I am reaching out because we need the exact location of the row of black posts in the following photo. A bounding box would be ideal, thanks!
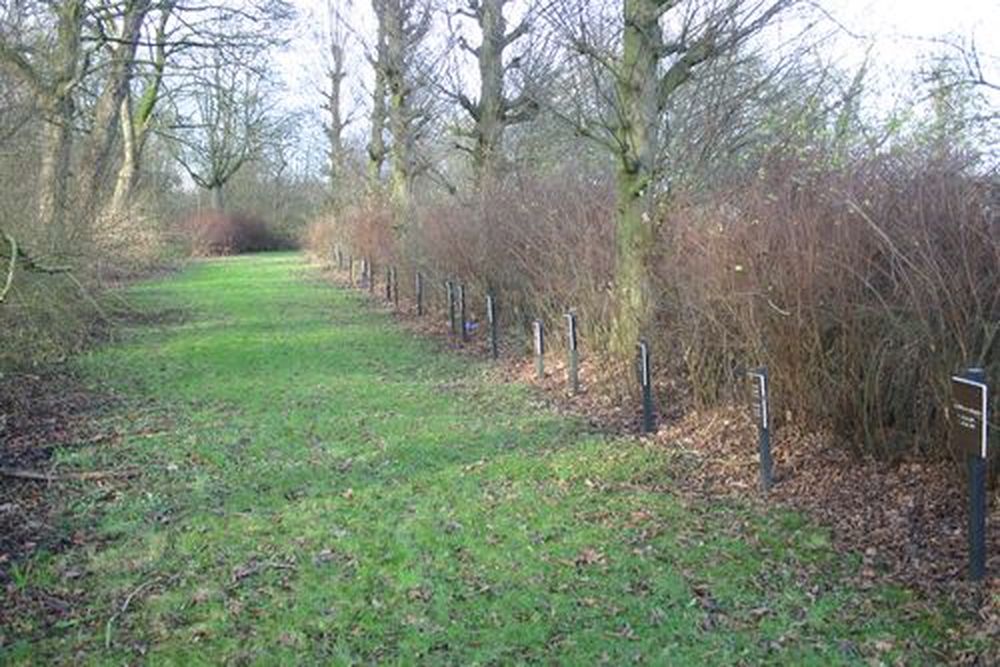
[334,249,991,583]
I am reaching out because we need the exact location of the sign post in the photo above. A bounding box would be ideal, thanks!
[415,273,424,316]
[565,312,579,395]
[952,369,990,581]
[749,367,773,491]
[638,340,655,434]
[533,320,545,380]
[446,281,456,335]
[458,285,468,342]
[486,294,498,359]
[385,267,392,302]
[391,268,399,309]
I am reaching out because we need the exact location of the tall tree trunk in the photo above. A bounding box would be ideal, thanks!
[609,0,662,357]
[473,0,506,182]
[367,69,387,188]
[326,45,345,196]
[37,96,76,253]
[77,0,151,222]
[108,6,170,219]
[211,184,225,211]
[367,18,388,189]
[382,0,411,213]
[108,97,138,218]
[325,0,348,201]
[36,0,85,255]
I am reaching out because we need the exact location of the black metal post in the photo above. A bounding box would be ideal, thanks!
[749,367,773,491]
[385,267,392,301]
[487,294,498,360]
[446,281,456,335]
[415,273,424,316]
[955,367,989,581]
[367,258,374,293]
[638,340,655,434]
[533,320,545,380]
[392,268,399,309]
[458,285,468,342]
[565,311,579,395]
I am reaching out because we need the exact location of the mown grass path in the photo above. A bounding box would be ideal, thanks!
[5,254,968,664]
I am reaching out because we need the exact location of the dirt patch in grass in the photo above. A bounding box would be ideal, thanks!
[0,304,183,642]
[0,371,116,635]
[0,371,115,552]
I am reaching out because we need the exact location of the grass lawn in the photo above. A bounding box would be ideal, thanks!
[2,253,973,664]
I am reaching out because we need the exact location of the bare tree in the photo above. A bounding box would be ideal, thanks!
[167,56,274,211]
[322,0,355,202]
[443,0,540,182]
[108,0,293,216]
[546,0,794,357]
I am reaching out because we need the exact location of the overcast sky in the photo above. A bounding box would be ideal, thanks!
[275,0,1000,168]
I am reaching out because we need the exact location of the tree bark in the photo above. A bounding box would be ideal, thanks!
[367,8,388,189]
[37,96,76,253]
[609,0,662,356]
[381,0,412,213]
[30,0,86,254]
[211,184,225,212]
[473,0,507,180]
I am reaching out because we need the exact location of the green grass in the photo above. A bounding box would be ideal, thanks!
[2,253,970,664]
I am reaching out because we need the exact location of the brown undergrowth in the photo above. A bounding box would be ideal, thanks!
[0,370,117,638]
[0,305,183,642]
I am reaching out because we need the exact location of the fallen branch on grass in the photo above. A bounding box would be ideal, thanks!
[0,467,140,482]
[0,227,73,305]
[104,574,181,650]
[228,559,298,589]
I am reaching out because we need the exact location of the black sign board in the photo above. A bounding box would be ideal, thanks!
[445,281,456,333]
[952,375,988,459]
[458,285,468,342]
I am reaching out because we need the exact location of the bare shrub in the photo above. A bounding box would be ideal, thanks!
[413,173,616,353]
[310,150,997,463]
[90,201,170,281]
[659,148,999,461]
[184,211,295,256]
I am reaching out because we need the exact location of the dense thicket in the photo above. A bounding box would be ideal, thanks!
[306,0,998,463]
